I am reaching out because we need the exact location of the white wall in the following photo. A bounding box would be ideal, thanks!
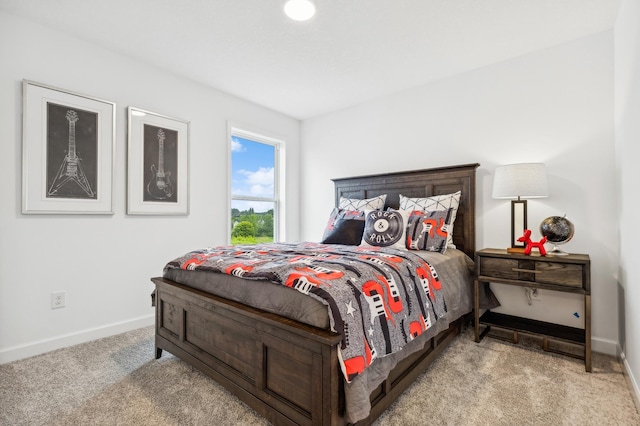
[0,6,625,368]
[0,11,300,363]
[614,0,640,405]
[301,32,618,354]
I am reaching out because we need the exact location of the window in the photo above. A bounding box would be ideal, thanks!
[229,125,284,245]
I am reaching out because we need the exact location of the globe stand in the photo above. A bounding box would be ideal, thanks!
[547,244,569,256]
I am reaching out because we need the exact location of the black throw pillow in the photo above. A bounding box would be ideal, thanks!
[321,218,366,245]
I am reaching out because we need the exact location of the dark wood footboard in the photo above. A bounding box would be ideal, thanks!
[153,276,464,425]
[153,277,342,425]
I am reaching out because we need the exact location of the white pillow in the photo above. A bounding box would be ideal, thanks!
[339,194,387,212]
[399,191,461,248]
[360,209,409,250]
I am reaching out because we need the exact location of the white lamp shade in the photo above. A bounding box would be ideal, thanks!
[492,163,549,199]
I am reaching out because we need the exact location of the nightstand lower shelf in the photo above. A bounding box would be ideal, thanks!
[478,311,588,363]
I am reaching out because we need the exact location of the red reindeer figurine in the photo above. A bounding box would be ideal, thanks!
[517,229,547,256]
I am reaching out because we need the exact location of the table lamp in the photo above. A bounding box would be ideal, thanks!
[492,163,549,252]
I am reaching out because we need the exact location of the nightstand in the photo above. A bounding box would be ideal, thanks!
[474,248,591,372]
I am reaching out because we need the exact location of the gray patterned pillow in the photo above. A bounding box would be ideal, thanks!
[339,194,386,211]
[405,210,450,253]
[399,191,461,248]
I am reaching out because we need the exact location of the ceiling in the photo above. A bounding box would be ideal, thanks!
[0,0,621,120]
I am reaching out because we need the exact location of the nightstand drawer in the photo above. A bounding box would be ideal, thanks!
[535,262,583,287]
[478,257,584,288]
[478,257,519,280]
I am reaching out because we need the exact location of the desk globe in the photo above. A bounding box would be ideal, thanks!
[539,215,574,255]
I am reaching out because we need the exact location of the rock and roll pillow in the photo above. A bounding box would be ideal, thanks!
[339,194,387,212]
[405,210,450,253]
[360,209,409,250]
[321,208,366,245]
[399,191,461,248]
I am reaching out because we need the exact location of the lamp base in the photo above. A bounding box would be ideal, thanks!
[507,247,526,254]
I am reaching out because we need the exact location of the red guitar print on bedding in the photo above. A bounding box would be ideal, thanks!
[165,242,448,383]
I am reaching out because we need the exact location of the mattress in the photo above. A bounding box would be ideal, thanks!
[163,247,475,331]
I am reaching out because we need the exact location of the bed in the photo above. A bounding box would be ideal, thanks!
[152,163,479,425]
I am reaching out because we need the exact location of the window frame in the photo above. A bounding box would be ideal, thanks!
[227,123,285,245]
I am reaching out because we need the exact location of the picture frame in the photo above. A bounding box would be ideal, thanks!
[127,107,189,215]
[22,80,115,214]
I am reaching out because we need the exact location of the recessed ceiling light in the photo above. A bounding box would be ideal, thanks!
[284,0,316,21]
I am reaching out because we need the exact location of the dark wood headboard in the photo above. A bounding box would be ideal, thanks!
[332,163,479,259]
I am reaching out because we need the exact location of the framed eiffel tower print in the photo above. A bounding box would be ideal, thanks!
[22,80,115,214]
[127,107,189,215]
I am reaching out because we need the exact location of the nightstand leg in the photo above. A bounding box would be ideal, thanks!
[474,279,480,342]
[585,294,592,372]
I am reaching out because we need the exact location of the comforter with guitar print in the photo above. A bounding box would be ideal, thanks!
[163,242,448,382]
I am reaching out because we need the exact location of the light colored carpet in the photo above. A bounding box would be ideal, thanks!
[1,325,638,425]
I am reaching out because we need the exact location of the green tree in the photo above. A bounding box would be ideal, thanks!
[257,212,274,237]
[232,221,256,238]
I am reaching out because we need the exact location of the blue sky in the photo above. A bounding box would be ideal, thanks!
[231,136,275,212]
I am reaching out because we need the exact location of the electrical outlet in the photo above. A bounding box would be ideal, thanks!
[530,288,542,301]
[51,292,65,309]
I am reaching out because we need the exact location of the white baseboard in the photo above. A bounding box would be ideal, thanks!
[621,350,640,414]
[592,336,620,357]
[0,314,155,364]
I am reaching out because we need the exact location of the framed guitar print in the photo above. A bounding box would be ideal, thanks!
[127,107,189,215]
[22,80,115,214]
